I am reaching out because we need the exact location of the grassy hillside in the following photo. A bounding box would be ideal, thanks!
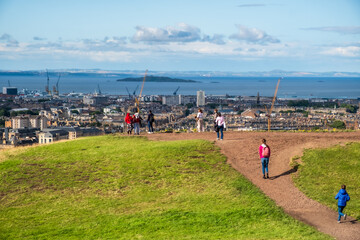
[293,142,360,220]
[0,136,330,239]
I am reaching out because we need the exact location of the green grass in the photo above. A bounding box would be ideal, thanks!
[293,142,360,220]
[0,135,330,239]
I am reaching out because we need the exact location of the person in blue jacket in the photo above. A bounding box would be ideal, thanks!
[335,185,350,223]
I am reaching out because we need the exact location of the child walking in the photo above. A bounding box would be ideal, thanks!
[335,185,350,223]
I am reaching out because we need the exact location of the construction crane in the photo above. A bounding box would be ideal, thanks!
[134,70,148,113]
[45,69,51,95]
[132,85,139,96]
[8,80,11,87]
[97,84,102,95]
[56,74,60,95]
[173,86,180,95]
[265,78,281,132]
[125,87,131,98]
[53,73,61,95]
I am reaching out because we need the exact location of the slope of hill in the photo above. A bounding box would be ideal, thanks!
[293,142,360,220]
[147,131,360,240]
[0,136,330,239]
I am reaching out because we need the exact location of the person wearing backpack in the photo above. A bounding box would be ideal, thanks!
[215,112,225,140]
[132,112,142,135]
[147,110,155,134]
[335,184,350,223]
[259,139,271,179]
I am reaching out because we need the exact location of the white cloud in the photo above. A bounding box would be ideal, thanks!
[25,36,129,52]
[321,46,360,57]
[302,26,360,35]
[0,33,19,47]
[33,36,46,41]
[132,23,224,44]
[230,25,280,44]
[1,30,357,69]
[81,36,128,51]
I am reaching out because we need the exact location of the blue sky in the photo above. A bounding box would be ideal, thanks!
[0,0,359,72]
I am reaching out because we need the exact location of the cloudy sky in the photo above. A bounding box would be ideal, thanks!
[0,0,359,72]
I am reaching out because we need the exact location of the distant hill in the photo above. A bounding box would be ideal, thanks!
[1,70,360,78]
[117,75,199,83]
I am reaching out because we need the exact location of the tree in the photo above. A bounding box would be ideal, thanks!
[206,103,219,109]
[340,104,358,113]
[0,107,10,117]
[90,110,102,115]
[0,119,5,127]
[186,103,194,109]
[330,120,346,129]
[288,100,309,107]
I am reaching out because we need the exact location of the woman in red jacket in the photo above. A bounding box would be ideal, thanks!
[124,113,133,135]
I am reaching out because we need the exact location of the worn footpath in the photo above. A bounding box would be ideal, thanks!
[148,131,360,240]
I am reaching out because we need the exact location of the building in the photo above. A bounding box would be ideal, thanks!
[38,129,69,144]
[2,128,39,145]
[241,109,259,119]
[3,87,18,95]
[181,95,196,105]
[162,95,181,106]
[29,116,48,130]
[197,90,205,107]
[11,115,48,129]
[83,95,108,105]
[38,127,103,144]
[12,116,30,129]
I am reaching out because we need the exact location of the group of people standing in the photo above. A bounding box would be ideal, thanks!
[196,108,226,140]
[124,110,155,135]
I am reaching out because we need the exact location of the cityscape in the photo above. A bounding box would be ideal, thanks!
[1,81,359,147]
[1,1,360,239]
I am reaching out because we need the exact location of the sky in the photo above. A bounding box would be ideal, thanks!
[0,0,359,72]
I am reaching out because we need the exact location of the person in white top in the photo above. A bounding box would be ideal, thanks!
[196,108,204,132]
[215,112,225,140]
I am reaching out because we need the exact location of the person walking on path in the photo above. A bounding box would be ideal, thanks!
[132,112,142,135]
[259,139,271,179]
[124,113,133,135]
[147,110,155,134]
[196,108,204,132]
[215,112,225,140]
[335,185,350,223]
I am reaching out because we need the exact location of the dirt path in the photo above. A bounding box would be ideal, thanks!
[148,131,360,240]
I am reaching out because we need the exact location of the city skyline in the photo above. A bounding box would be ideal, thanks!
[0,0,359,72]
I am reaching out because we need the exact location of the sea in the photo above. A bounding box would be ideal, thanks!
[1,75,359,99]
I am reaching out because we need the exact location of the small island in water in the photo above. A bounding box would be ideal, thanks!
[117,75,199,83]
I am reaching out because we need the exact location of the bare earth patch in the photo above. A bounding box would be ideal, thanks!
[147,131,360,240]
